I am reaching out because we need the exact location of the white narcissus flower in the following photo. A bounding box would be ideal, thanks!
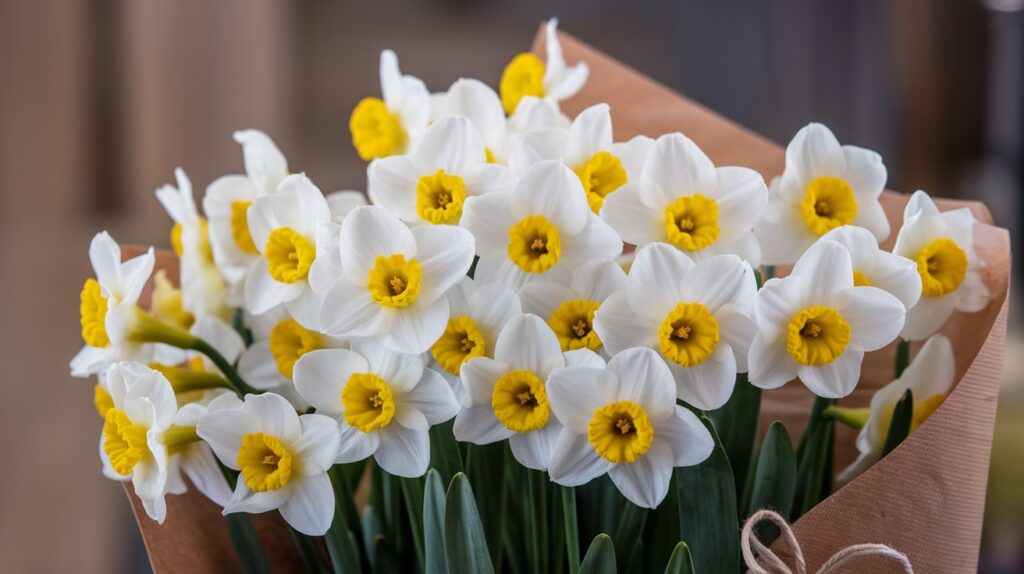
[368,116,515,226]
[197,393,341,536]
[520,259,626,355]
[755,123,890,265]
[98,362,176,522]
[319,206,476,354]
[429,278,522,382]
[750,241,906,398]
[602,132,767,267]
[499,18,588,115]
[838,335,954,482]
[593,243,758,410]
[71,232,157,377]
[293,340,459,477]
[204,130,289,306]
[454,314,569,470]
[813,226,921,311]
[893,191,990,341]
[156,168,231,321]
[461,160,622,289]
[547,347,714,508]
[510,103,653,213]
[164,391,239,508]
[349,49,431,161]
[245,174,332,330]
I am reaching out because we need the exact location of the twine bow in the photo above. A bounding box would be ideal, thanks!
[741,509,914,574]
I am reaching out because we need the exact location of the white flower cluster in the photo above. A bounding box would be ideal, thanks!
[73,19,990,535]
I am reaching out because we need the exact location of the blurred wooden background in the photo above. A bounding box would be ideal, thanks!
[0,1,1020,572]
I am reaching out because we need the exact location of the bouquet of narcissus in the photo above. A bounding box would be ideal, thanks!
[74,19,995,574]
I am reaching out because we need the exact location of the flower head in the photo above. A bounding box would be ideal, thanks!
[293,340,459,477]
[368,116,514,225]
[838,335,954,481]
[593,243,758,410]
[430,278,522,381]
[750,240,906,398]
[893,191,990,340]
[197,393,341,535]
[547,347,714,508]
[349,50,431,160]
[461,160,622,289]
[602,132,767,266]
[755,123,890,265]
[813,225,921,310]
[499,19,588,115]
[318,205,475,353]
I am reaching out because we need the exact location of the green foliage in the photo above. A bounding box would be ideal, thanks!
[444,473,494,574]
[662,542,695,574]
[882,390,914,456]
[579,534,617,574]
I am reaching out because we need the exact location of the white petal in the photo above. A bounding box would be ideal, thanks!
[414,116,486,174]
[903,335,956,397]
[626,243,693,319]
[494,314,565,376]
[716,305,757,372]
[399,369,459,425]
[608,440,674,509]
[379,49,403,106]
[791,240,854,302]
[192,317,246,364]
[285,287,321,331]
[119,249,156,304]
[381,296,450,355]
[572,259,628,302]
[374,425,430,477]
[319,279,392,339]
[798,349,864,398]
[443,78,505,146]
[713,166,767,231]
[678,255,756,314]
[854,198,891,242]
[197,409,260,469]
[565,104,612,168]
[600,182,665,246]
[511,161,589,235]
[657,406,714,467]
[561,216,623,263]
[956,270,991,313]
[509,421,561,471]
[224,482,288,514]
[861,251,922,310]
[520,281,575,320]
[460,356,510,405]
[755,206,816,266]
[412,225,476,301]
[549,431,612,486]
[366,156,422,221]
[785,123,846,183]
[453,400,515,444]
[901,294,957,341]
[89,231,123,292]
[592,291,658,355]
[669,344,737,411]
[509,128,568,174]
[293,349,366,415]
[754,277,804,344]
[294,414,342,474]
[336,420,382,463]
[606,348,676,420]
[243,393,302,444]
[182,444,234,507]
[460,192,516,259]
[547,366,619,432]
[842,146,886,198]
[339,206,417,284]
[748,335,799,390]
[836,286,905,352]
[237,343,288,390]
[639,133,717,208]
[326,191,368,223]
[234,129,288,191]
[352,339,425,392]
[279,473,335,536]
[245,262,304,315]
[468,283,522,348]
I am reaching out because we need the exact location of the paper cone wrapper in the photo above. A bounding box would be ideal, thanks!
[120,26,1010,574]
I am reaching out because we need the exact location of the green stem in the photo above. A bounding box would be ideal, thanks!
[895,339,911,378]
[191,338,260,396]
[288,525,327,574]
[561,487,580,574]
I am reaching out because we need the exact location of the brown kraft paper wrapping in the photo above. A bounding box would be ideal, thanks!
[118,24,1010,574]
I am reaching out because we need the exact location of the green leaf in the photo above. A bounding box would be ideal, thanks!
[744,421,797,519]
[579,534,616,574]
[465,442,508,570]
[792,396,836,519]
[561,487,581,574]
[445,473,495,574]
[325,465,366,573]
[895,339,911,378]
[662,542,695,574]
[423,470,448,574]
[288,526,326,574]
[429,419,464,484]
[882,390,914,456]
[400,477,426,570]
[709,373,762,496]
[643,476,681,571]
[676,415,739,574]
[612,502,647,574]
[361,507,381,571]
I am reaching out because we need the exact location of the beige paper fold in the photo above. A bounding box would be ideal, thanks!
[535,28,1010,573]
[119,25,1009,574]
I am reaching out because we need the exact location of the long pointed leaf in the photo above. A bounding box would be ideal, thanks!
[882,390,914,456]
[562,487,581,574]
[676,415,739,573]
[445,473,495,574]
[612,502,646,574]
[744,421,797,518]
[579,534,616,574]
[792,396,835,518]
[465,442,508,570]
[709,373,761,493]
[400,477,426,570]
[662,542,695,574]
[430,419,464,484]
[423,470,448,574]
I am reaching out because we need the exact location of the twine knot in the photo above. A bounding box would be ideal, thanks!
[741,509,913,574]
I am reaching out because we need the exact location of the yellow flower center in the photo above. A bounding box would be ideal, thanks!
[150,270,195,331]
[94,384,114,418]
[416,169,467,225]
[80,278,110,348]
[853,270,872,287]
[367,254,423,308]
[230,200,260,255]
[664,194,720,252]
[349,97,407,161]
[342,373,396,433]
[430,315,486,376]
[508,215,562,274]
[914,237,968,298]
[171,218,214,264]
[237,432,293,492]
[786,306,851,366]
[492,370,549,433]
[102,408,150,476]
[574,151,628,213]
[587,400,654,464]
[499,53,545,115]
[269,319,326,379]
[658,302,720,367]
[265,227,316,284]
[875,393,947,449]
[799,176,857,236]
[549,299,603,352]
